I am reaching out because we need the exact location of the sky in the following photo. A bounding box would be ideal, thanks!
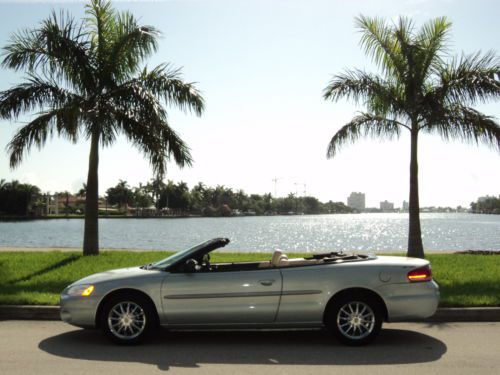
[0,0,499,208]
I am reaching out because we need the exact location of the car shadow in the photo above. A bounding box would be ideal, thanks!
[38,327,447,371]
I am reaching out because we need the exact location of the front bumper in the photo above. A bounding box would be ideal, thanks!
[60,293,100,328]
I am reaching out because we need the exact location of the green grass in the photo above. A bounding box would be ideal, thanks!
[0,251,498,307]
[426,254,500,307]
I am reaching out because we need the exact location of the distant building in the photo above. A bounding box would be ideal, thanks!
[402,200,409,211]
[45,194,59,215]
[347,192,365,211]
[380,200,394,212]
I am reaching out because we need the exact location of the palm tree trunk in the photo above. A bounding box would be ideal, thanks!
[407,128,424,258]
[83,130,99,256]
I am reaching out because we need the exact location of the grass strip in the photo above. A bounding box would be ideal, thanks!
[0,251,498,306]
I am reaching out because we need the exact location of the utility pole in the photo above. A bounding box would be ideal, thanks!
[272,177,283,198]
[294,182,307,197]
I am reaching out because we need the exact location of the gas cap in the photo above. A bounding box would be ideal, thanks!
[379,272,391,282]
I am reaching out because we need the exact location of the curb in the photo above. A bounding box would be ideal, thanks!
[1,305,500,322]
[420,307,500,322]
[0,305,60,320]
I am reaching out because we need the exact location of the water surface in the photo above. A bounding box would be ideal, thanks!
[1,213,498,252]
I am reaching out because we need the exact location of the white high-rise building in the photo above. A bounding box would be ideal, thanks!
[347,192,365,211]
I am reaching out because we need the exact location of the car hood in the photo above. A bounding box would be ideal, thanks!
[70,266,158,286]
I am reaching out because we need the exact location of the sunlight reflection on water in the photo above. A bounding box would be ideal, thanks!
[0,213,498,252]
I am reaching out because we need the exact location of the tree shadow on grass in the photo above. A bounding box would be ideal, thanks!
[0,280,71,306]
[39,327,447,371]
[2,280,71,294]
[8,255,81,284]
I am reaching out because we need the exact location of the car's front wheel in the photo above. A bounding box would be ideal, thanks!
[326,295,383,346]
[100,294,155,345]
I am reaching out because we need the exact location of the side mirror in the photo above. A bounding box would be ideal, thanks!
[184,258,200,273]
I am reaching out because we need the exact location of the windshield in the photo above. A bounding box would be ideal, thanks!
[149,239,214,269]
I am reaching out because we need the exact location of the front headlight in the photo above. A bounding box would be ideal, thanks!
[66,284,95,297]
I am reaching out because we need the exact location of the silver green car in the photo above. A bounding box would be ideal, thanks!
[60,238,439,345]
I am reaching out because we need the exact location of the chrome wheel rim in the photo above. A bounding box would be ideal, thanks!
[107,301,146,340]
[336,301,375,340]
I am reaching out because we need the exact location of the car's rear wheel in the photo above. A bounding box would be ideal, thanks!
[100,294,155,345]
[326,295,383,346]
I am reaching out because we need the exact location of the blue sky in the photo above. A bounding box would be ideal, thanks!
[0,0,499,208]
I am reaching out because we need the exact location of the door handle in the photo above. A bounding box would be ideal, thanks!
[259,279,275,286]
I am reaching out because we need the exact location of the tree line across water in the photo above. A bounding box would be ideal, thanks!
[470,196,500,215]
[2,178,498,217]
[0,178,354,217]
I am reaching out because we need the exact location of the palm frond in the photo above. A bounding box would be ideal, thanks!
[1,11,95,93]
[85,0,116,61]
[96,77,163,148]
[327,113,403,158]
[7,106,81,167]
[104,73,167,121]
[110,107,192,177]
[0,74,81,119]
[394,16,416,48]
[393,17,426,101]
[423,105,500,150]
[158,123,193,169]
[437,51,500,105]
[416,16,451,80]
[323,69,404,116]
[92,116,118,147]
[138,65,204,115]
[355,15,406,79]
[102,77,194,165]
[108,11,159,80]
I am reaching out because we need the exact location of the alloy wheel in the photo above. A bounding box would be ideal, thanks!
[336,301,375,340]
[107,301,147,340]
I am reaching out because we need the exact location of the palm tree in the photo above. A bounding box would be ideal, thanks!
[77,183,87,198]
[0,180,40,216]
[190,182,206,213]
[133,182,152,213]
[0,0,204,255]
[146,177,166,211]
[106,179,133,212]
[323,16,500,258]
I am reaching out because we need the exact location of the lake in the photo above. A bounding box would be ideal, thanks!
[0,213,499,253]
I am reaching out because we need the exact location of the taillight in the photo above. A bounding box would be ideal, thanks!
[407,265,432,282]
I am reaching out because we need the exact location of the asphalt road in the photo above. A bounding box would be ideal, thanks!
[0,321,499,374]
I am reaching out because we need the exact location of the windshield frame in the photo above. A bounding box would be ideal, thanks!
[149,238,230,270]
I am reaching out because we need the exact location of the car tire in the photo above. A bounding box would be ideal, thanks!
[326,294,383,346]
[100,293,156,345]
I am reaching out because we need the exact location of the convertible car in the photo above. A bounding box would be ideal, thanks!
[60,238,439,345]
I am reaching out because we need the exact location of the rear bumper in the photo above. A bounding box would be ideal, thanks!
[380,281,440,321]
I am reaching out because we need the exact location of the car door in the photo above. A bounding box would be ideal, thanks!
[275,266,326,324]
[161,269,282,325]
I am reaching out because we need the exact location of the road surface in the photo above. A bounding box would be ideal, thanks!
[0,321,499,374]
